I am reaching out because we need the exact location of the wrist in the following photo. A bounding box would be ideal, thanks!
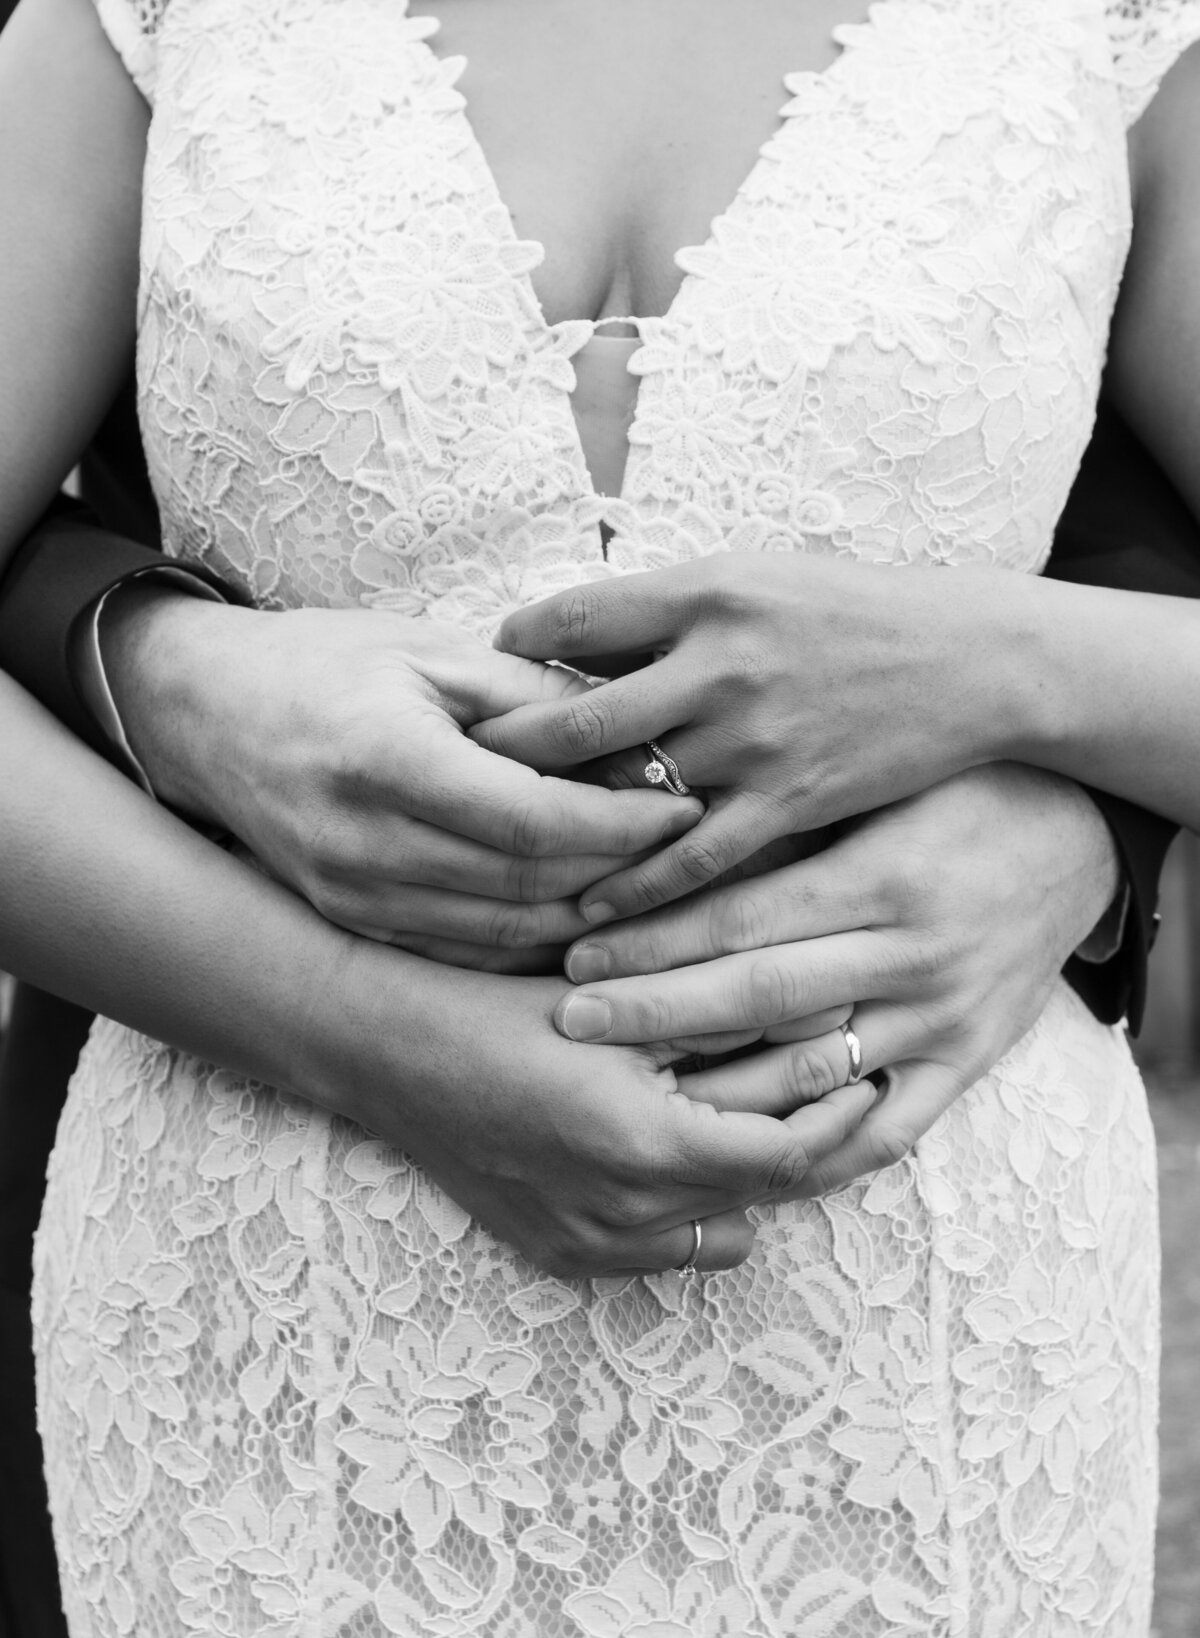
[101,587,259,823]
[292,930,457,1123]
[951,569,1057,767]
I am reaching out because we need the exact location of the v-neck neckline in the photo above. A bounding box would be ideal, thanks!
[405,1,900,518]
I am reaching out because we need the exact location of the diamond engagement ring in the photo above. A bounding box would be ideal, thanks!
[644,740,692,797]
[676,1219,703,1279]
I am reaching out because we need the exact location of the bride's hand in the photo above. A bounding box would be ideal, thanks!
[545,764,1120,1193]
[100,590,700,969]
[307,956,876,1279]
[478,554,1041,918]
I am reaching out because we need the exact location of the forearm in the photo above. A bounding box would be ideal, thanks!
[994,573,1200,832]
[0,667,385,1110]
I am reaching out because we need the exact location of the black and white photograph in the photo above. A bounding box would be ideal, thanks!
[0,1,1198,1633]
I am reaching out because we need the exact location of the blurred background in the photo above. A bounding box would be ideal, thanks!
[1,839,1197,1633]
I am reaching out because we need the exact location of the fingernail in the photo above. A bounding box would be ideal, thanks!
[581,901,616,926]
[560,995,613,1041]
[566,944,612,983]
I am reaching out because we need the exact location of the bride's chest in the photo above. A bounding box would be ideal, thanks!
[408,0,862,326]
[139,0,1138,596]
[146,0,1131,345]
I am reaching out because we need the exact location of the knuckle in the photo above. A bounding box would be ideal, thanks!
[890,930,948,990]
[500,794,559,858]
[301,807,359,879]
[760,1136,812,1198]
[721,637,773,696]
[548,694,614,763]
[480,900,542,949]
[327,716,390,801]
[553,590,600,652]
[742,955,804,1025]
[607,923,668,977]
[499,853,543,900]
[669,831,729,894]
[618,871,674,918]
[708,888,772,954]
[780,1045,838,1104]
[597,1187,656,1232]
[879,851,940,919]
[626,991,678,1044]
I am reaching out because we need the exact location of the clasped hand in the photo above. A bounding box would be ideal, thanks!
[103,586,1118,1272]
[477,553,1034,919]
[103,597,701,971]
[546,763,1119,1196]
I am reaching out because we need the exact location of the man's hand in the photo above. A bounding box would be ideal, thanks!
[478,554,1041,920]
[311,954,877,1279]
[101,593,701,969]
[545,764,1121,1193]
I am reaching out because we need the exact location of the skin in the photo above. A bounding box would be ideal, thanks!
[0,0,876,1276]
[0,0,1195,1271]
[102,590,703,975]
[3,668,883,1277]
[551,765,1122,1192]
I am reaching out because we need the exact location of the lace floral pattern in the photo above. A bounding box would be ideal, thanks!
[34,0,1200,1633]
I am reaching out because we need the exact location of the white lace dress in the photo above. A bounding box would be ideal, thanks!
[33,2,1200,1633]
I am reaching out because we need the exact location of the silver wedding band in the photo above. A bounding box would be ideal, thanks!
[644,740,692,797]
[676,1219,703,1278]
[841,1020,865,1085]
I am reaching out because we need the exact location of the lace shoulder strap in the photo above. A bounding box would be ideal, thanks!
[93,0,169,101]
[1106,0,1200,123]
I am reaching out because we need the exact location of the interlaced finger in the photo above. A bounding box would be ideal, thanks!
[401,720,703,859]
[555,930,893,1044]
[347,881,592,948]
[494,570,685,667]
[350,812,660,903]
[472,653,699,772]
[682,1031,855,1116]
[745,999,982,1197]
[662,1077,880,1203]
[646,1090,879,1204]
[641,1007,852,1068]
[795,1058,966,1199]
[566,844,883,980]
[577,795,786,922]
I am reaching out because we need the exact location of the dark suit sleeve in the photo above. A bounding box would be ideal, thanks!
[0,496,164,761]
[1046,403,1200,1032]
[0,367,170,759]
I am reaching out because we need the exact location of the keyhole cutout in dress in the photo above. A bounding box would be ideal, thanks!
[410,0,881,520]
[569,330,640,501]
